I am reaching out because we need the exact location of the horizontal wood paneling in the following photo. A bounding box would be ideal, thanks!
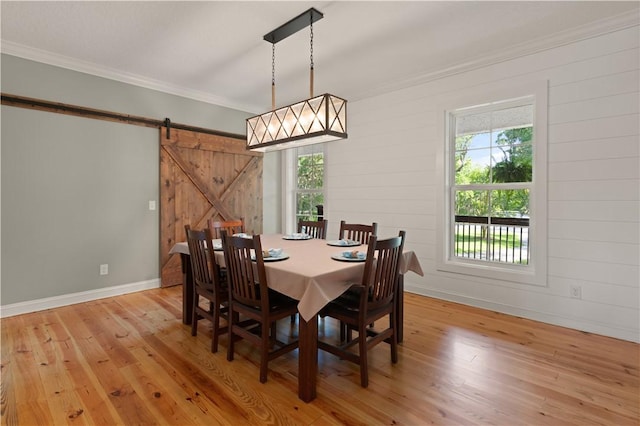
[549,92,639,124]
[549,179,639,201]
[549,135,638,162]
[549,158,639,181]
[548,238,639,265]
[548,257,638,287]
[548,200,639,222]
[549,219,639,244]
[327,22,639,341]
[549,69,640,104]
[549,114,638,143]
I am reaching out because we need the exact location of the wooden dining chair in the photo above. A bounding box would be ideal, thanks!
[184,225,229,353]
[338,221,378,244]
[298,219,328,239]
[221,231,299,383]
[208,218,245,239]
[318,231,406,388]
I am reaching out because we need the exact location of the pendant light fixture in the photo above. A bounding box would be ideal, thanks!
[246,8,348,152]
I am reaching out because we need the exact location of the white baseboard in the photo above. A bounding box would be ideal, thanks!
[404,283,640,344]
[0,279,161,318]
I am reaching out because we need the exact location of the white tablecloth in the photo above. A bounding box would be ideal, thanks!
[170,234,423,321]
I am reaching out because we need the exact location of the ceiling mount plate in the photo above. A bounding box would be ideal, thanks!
[263,8,324,44]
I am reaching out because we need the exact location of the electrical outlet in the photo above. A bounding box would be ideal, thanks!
[149,200,156,211]
[100,264,109,275]
[569,284,582,299]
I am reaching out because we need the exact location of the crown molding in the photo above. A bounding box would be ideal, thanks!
[351,9,640,102]
[0,40,260,113]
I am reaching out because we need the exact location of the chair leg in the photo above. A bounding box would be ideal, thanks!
[390,312,398,363]
[211,302,220,353]
[270,321,277,347]
[260,320,270,383]
[191,296,198,337]
[227,305,235,362]
[290,314,296,324]
[359,323,369,388]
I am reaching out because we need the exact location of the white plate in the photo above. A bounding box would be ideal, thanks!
[331,253,367,262]
[233,233,252,239]
[210,239,223,251]
[282,233,312,240]
[326,239,361,247]
[251,253,290,262]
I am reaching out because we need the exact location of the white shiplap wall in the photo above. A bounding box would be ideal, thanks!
[326,24,640,342]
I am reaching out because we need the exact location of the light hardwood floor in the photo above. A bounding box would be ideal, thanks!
[2,286,638,425]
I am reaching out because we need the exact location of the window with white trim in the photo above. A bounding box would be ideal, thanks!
[283,144,326,233]
[437,83,547,286]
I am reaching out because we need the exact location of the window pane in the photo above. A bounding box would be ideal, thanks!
[297,193,312,218]
[455,133,492,185]
[296,192,324,221]
[456,111,492,136]
[491,128,532,183]
[297,152,324,190]
[490,189,530,218]
[492,104,532,130]
[455,190,489,217]
[456,148,491,185]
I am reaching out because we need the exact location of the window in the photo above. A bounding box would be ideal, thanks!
[295,144,325,222]
[283,144,326,232]
[453,100,532,264]
[437,82,547,286]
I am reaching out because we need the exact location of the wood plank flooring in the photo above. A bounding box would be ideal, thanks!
[2,286,638,425]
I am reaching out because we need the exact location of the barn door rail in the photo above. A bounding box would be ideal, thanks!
[1,93,245,140]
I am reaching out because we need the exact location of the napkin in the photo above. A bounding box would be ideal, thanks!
[342,250,366,260]
[263,248,283,258]
[337,239,356,246]
[233,233,251,239]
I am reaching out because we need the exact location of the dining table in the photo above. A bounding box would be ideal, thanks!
[169,233,423,402]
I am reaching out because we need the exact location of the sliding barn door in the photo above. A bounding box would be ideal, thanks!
[160,127,263,287]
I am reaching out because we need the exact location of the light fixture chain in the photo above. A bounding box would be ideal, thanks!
[272,43,276,110]
[310,17,314,70]
[309,15,314,98]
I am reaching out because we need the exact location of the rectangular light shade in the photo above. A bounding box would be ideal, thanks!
[246,93,347,152]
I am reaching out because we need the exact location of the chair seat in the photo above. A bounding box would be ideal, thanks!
[324,294,392,324]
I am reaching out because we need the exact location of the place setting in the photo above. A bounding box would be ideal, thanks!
[326,239,361,247]
[251,247,289,262]
[331,249,367,262]
[282,233,312,240]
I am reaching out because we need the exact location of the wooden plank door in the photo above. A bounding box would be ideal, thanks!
[160,127,263,287]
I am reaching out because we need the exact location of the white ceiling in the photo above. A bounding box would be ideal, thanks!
[2,1,639,114]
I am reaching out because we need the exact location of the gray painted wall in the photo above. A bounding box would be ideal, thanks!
[1,54,270,305]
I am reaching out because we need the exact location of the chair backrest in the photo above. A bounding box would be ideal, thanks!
[220,231,269,311]
[297,219,328,239]
[184,225,224,292]
[339,221,378,244]
[208,218,245,239]
[361,230,406,312]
